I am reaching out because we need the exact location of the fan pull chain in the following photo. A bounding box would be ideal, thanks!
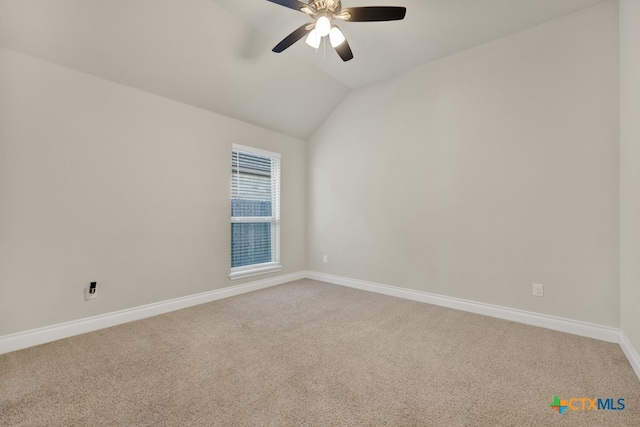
[323,35,326,60]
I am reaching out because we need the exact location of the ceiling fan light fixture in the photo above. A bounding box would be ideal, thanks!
[329,26,345,47]
[315,15,332,37]
[305,29,321,49]
[268,0,407,62]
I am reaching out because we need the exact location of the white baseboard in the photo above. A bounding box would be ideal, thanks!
[0,270,628,363]
[0,271,305,355]
[307,272,620,344]
[620,332,640,381]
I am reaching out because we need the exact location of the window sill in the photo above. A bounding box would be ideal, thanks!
[229,264,282,280]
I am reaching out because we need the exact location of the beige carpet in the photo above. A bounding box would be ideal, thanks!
[1,279,639,426]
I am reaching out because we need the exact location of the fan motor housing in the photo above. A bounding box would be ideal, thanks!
[310,0,342,15]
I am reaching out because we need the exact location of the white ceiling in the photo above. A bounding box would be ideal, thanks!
[0,0,607,139]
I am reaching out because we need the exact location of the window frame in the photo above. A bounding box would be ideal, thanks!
[229,144,282,280]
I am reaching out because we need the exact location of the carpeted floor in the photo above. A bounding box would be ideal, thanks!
[1,279,639,426]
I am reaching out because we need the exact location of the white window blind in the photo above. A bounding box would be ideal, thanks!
[230,144,281,279]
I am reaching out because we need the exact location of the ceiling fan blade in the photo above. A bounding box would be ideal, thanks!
[341,6,407,22]
[334,37,354,62]
[265,0,309,13]
[272,24,313,53]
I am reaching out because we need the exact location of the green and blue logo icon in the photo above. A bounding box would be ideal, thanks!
[549,396,569,414]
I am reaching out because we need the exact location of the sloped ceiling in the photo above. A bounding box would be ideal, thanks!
[0,0,607,140]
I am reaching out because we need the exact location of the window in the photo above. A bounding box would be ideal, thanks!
[230,144,281,279]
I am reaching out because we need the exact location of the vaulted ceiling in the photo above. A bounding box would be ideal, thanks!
[0,0,607,139]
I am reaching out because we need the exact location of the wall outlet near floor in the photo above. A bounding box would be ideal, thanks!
[532,283,544,297]
[322,254,328,264]
[85,282,98,301]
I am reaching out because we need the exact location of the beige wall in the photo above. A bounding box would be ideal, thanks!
[0,1,629,344]
[0,47,306,336]
[308,1,619,326]
[620,0,640,361]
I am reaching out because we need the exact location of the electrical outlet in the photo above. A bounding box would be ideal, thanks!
[322,254,328,264]
[85,282,98,301]
[532,283,544,297]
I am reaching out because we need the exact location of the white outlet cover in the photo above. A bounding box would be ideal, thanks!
[85,286,98,301]
[533,283,544,297]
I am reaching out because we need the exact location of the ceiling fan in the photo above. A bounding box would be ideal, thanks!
[267,0,406,62]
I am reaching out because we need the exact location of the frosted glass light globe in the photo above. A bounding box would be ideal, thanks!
[305,29,321,49]
[329,27,345,47]
[316,16,331,37]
